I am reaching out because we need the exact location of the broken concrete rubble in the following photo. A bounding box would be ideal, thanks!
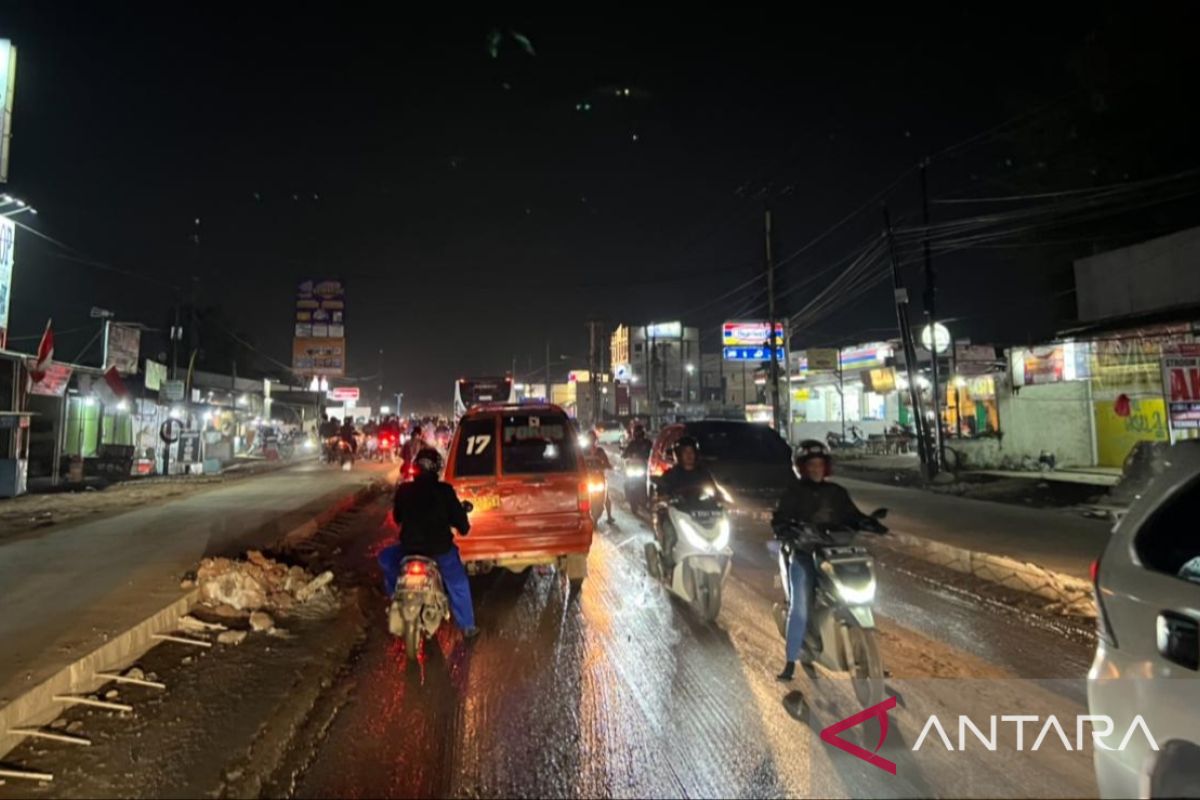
[194,550,338,614]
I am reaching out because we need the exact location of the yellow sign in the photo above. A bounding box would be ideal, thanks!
[807,348,840,371]
[1093,397,1169,467]
[863,367,896,394]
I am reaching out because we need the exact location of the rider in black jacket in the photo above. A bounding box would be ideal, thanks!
[772,440,884,681]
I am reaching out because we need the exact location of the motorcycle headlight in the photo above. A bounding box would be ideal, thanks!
[837,579,876,605]
[588,480,606,494]
[625,465,646,478]
[711,517,731,551]
[676,516,710,551]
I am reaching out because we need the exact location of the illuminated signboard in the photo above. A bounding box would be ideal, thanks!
[723,321,785,348]
[724,346,785,362]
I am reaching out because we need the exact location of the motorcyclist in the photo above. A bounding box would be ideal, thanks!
[583,430,615,524]
[378,448,478,638]
[621,424,652,462]
[655,435,717,570]
[402,425,426,463]
[338,417,358,455]
[771,439,886,682]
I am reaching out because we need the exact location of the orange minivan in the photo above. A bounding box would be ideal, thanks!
[444,403,593,587]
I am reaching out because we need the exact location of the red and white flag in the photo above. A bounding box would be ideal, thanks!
[95,365,131,406]
[29,319,54,384]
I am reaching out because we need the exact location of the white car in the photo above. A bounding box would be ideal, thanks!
[1088,441,1200,798]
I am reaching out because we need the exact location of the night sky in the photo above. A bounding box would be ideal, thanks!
[2,4,1197,408]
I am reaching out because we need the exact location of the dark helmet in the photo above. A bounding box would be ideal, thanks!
[632,424,646,438]
[794,439,832,473]
[414,447,442,475]
[411,425,423,437]
[673,435,700,461]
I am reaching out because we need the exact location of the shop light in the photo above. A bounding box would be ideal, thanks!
[169,406,185,420]
[202,411,213,423]
[380,405,392,414]
[116,399,130,412]
[83,395,97,406]
[237,394,250,407]
[630,375,639,384]
[954,376,968,389]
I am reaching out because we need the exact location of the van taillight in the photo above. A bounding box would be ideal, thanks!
[1091,557,1118,648]
[578,481,591,513]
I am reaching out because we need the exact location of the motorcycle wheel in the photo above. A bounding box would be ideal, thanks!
[845,626,885,707]
[404,625,421,663]
[694,572,722,623]
[643,542,661,580]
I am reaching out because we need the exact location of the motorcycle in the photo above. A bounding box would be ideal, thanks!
[333,438,355,470]
[388,502,474,661]
[826,426,866,450]
[586,468,608,524]
[623,460,649,515]
[377,432,398,463]
[774,510,889,706]
[645,486,733,623]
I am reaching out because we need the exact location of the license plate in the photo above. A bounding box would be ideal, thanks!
[473,494,501,511]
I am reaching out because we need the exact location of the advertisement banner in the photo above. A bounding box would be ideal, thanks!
[103,323,141,375]
[0,215,13,346]
[0,39,15,183]
[293,337,346,377]
[1162,344,1200,431]
[177,431,202,464]
[723,346,784,362]
[723,321,784,348]
[144,359,167,391]
[29,362,71,397]
[863,367,897,394]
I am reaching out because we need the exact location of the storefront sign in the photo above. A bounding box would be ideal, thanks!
[0,216,13,347]
[103,323,141,375]
[920,323,951,354]
[295,279,346,337]
[327,386,360,402]
[163,379,185,402]
[724,346,784,362]
[612,363,631,381]
[0,39,15,183]
[807,348,840,371]
[723,321,785,348]
[29,362,71,397]
[567,370,590,383]
[840,343,892,371]
[292,337,346,377]
[863,367,897,394]
[1162,344,1200,430]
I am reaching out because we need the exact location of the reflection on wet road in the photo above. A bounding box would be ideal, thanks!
[290,492,1096,799]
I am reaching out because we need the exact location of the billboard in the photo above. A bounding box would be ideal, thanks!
[103,323,141,375]
[723,321,784,348]
[1162,344,1200,431]
[29,362,71,397]
[295,279,345,338]
[723,346,785,362]
[327,386,360,402]
[0,215,13,346]
[293,337,346,377]
[293,279,346,377]
[0,40,15,183]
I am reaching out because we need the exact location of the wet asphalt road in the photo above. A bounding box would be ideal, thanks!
[285,485,1098,799]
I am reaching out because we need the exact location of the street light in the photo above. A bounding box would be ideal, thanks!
[685,363,696,374]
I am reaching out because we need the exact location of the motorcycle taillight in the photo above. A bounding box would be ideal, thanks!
[406,561,427,577]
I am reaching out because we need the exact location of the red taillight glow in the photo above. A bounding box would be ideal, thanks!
[406,561,427,577]
[578,481,591,513]
[1089,558,1100,584]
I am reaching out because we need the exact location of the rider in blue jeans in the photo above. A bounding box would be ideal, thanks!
[771,440,883,681]
[378,447,479,638]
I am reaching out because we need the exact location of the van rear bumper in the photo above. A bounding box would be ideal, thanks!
[457,524,593,572]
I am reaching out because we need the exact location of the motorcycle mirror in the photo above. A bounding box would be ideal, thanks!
[462,501,475,513]
[870,508,888,519]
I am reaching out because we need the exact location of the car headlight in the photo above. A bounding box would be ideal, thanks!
[625,465,646,478]
[578,435,590,448]
[588,480,606,493]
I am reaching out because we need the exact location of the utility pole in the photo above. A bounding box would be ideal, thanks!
[765,208,783,435]
[545,340,551,404]
[883,207,931,475]
[586,318,603,428]
[920,160,945,472]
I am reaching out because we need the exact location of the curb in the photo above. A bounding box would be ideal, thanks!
[880,531,1097,617]
[0,471,395,764]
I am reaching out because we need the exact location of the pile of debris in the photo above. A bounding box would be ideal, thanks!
[191,550,337,614]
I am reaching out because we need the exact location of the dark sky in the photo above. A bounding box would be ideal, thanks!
[2,4,1197,408]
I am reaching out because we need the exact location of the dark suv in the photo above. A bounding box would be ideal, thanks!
[649,420,793,521]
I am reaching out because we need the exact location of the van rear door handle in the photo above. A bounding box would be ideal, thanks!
[1156,611,1199,671]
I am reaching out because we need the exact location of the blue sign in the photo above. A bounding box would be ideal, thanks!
[724,346,785,362]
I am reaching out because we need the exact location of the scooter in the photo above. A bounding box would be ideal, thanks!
[774,510,889,706]
[587,468,608,524]
[623,460,649,515]
[388,501,475,662]
[645,487,733,623]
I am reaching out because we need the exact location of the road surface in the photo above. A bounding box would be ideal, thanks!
[0,460,392,710]
[284,488,1098,799]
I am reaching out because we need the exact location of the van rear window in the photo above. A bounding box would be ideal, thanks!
[453,417,497,477]
[501,414,578,474]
